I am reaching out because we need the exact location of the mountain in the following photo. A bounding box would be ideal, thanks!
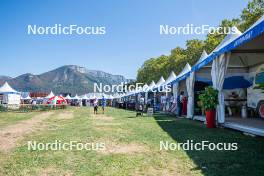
[0,65,133,95]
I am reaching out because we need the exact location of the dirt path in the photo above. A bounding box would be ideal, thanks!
[0,111,54,152]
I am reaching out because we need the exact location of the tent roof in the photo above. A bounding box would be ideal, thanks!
[45,91,55,99]
[21,94,31,100]
[155,76,165,87]
[81,94,89,100]
[0,82,18,93]
[65,94,72,99]
[172,63,191,84]
[192,15,264,72]
[72,94,80,99]
[148,81,156,90]
[163,71,177,85]
[213,26,242,52]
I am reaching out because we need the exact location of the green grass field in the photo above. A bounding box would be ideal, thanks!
[0,107,264,176]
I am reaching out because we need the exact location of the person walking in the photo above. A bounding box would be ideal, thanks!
[177,91,184,117]
[101,95,106,114]
[93,98,98,114]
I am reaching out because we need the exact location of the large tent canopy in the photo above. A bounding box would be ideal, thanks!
[163,71,177,86]
[172,63,192,84]
[0,82,18,94]
[191,15,264,73]
[152,76,165,91]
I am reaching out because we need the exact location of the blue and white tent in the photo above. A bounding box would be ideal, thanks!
[183,15,264,123]
[161,71,177,95]
[171,63,192,113]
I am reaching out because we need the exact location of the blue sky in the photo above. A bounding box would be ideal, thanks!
[0,0,249,79]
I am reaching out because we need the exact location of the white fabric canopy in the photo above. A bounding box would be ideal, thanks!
[21,95,32,100]
[164,71,176,85]
[163,71,177,96]
[210,26,241,124]
[81,94,89,100]
[72,94,81,100]
[0,82,17,93]
[172,82,179,106]
[45,91,55,99]
[186,72,195,118]
[154,76,165,90]
[188,51,208,118]
[65,95,72,100]
[176,63,191,82]
[211,52,231,123]
[213,26,242,52]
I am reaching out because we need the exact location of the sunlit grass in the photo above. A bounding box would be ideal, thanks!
[0,107,263,175]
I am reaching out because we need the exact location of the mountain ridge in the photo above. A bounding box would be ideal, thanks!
[0,65,133,95]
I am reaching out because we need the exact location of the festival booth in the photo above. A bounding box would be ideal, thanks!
[161,71,177,113]
[0,82,21,108]
[145,81,156,108]
[20,94,32,104]
[43,91,55,104]
[191,15,264,136]
[152,76,165,111]
[47,95,67,105]
[72,94,82,106]
[81,94,89,106]
[65,94,72,104]
[191,51,212,121]
[171,63,192,117]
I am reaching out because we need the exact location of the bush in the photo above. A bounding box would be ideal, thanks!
[198,86,218,111]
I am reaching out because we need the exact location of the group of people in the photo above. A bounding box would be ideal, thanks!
[93,96,107,114]
[159,91,185,116]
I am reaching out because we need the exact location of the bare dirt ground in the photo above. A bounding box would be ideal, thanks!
[0,111,53,152]
[39,166,72,176]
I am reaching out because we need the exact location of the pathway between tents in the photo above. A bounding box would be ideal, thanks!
[0,111,54,152]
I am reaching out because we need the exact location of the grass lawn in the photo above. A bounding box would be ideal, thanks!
[0,107,264,176]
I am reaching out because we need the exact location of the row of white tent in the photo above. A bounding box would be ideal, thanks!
[0,82,120,104]
[116,15,264,124]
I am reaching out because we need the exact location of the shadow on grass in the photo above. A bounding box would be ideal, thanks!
[153,113,264,176]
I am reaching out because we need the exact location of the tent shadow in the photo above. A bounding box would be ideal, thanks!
[153,113,264,176]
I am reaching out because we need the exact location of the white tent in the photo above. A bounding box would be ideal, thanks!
[72,94,81,100]
[21,94,32,100]
[0,82,17,93]
[172,63,192,115]
[145,80,156,104]
[0,82,21,105]
[211,26,242,123]
[153,76,166,91]
[163,71,177,86]
[153,76,166,106]
[45,91,55,99]
[65,94,72,100]
[187,51,209,119]
[81,94,89,100]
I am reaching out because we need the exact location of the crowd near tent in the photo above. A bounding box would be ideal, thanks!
[0,82,20,105]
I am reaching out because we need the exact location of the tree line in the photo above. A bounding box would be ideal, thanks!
[136,0,264,84]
